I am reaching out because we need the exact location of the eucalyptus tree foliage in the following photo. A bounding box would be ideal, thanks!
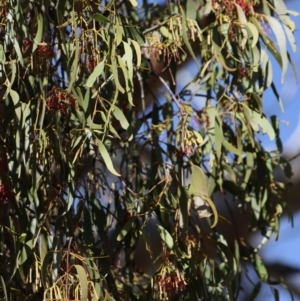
[0,0,298,300]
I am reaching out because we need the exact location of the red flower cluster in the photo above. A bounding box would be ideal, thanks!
[155,270,187,300]
[0,184,9,205]
[46,87,76,114]
[23,38,32,52]
[212,0,253,17]
[37,44,52,58]
[238,65,250,78]
[86,56,97,70]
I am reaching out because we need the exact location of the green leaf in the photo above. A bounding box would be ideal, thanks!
[111,56,125,94]
[18,241,32,265]
[202,195,218,228]
[86,59,105,87]
[191,163,208,196]
[270,115,282,153]
[0,275,7,301]
[186,0,196,20]
[245,22,259,48]
[93,13,110,23]
[222,139,241,156]
[212,39,236,72]
[282,22,296,53]
[215,116,223,160]
[122,41,133,85]
[178,186,188,236]
[97,140,121,176]
[117,217,136,241]
[129,0,138,7]
[252,253,269,282]
[33,8,44,52]
[39,233,48,264]
[271,82,284,112]
[117,55,131,102]
[113,106,129,130]
[242,152,254,190]
[248,282,262,301]
[242,105,275,140]
[126,26,145,45]
[264,16,288,83]
[191,164,218,227]
[223,163,236,184]
[115,16,124,46]
[157,225,174,249]
[67,33,79,93]
[74,265,88,301]
[130,39,142,68]
[180,6,199,68]
[13,39,23,66]
[251,17,283,74]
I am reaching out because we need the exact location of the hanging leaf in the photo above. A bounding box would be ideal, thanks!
[191,163,208,197]
[264,15,288,83]
[97,140,121,176]
[157,225,174,249]
[86,60,105,87]
[186,0,196,20]
[242,105,275,140]
[117,217,137,241]
[74,265,89,301]
[93,13,110,23]
[113,106,129,130]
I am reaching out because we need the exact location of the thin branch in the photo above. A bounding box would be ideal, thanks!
[288,151,300,162]
[136,70,145,114]
[155,74,181,110]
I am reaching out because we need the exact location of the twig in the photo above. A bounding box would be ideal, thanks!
[155,74,181,110]
[142,14,181,35]
[288,151,300,162]
[142,23,164,35]
[66,237,73,300]
[136,71,145,114]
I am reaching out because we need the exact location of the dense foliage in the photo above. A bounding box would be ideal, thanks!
[0,0,298,300]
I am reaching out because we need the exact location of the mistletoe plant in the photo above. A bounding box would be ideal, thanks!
[0,0,298,300]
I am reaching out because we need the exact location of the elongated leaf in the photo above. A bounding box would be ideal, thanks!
[191,163,208,196]
[215,116,223,160]
[157,225,174,249]
[242,105,275,140]
[178,186,188,235]
[186,0,196,20]
[117,217,136,241]
[33,8,43,52]
[264,16,288,83]
[111,57,125,94]
[130,39,142,68]
[248,282,262,301]
[67,33,79,93]
[97,140,120,176]
[86,60,105,87]
[113,106,129,130]
[93,13,110,23]
[245,22,259,48]
[202,195,218,228]
[180,6,199,68]
[39,233,48,264]
[74,265,88,301]
[129,0,138,7]
[191,164,218,227]
[252,253,269,282]
[122,42,133,85]
[0,275,7,301]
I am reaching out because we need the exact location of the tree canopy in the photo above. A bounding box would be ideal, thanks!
[0,0,298,300]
